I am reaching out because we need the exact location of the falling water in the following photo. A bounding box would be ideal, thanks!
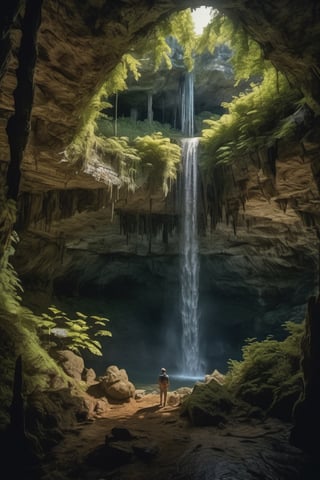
[180,137,201,376]
[180,71,202,376]
[181,71,194,137]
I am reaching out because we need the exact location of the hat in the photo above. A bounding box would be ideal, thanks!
[161,368,166,372]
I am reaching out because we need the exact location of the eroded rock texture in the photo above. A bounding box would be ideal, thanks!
[0,0,319,294]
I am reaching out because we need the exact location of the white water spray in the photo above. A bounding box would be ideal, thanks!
[180,71,202,376]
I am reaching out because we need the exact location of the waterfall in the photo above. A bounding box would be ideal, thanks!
[179,71,202,376]
[181,72,194,137]
[180,137,201,376]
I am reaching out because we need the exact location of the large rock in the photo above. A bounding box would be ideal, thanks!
[55,350,85,382]
[180,379,236,426]
[100,365,135,402]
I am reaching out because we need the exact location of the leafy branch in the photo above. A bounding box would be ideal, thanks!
[38,306,112,357]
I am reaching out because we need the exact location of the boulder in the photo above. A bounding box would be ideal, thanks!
[100,365,135,401]
[55,350,85,381]
[180,379,235,427]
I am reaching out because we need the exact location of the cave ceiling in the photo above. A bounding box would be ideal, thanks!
[1,0,320,292]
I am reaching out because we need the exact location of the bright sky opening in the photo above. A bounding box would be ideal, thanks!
[191,6,213,35]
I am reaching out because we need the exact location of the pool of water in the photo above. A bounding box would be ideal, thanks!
[128,371,206,392]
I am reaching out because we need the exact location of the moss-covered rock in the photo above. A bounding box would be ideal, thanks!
[180,379,236,426]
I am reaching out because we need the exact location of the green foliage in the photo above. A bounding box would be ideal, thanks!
[92,121,181,195]
[0,240,70,428]
[63,54,141,168]
[168,9,196,71]
[0,184,17,260]
[196,12,266,83]
[134,132,181,195]
[180,378,235,426]
[200,68,302,170]
[225,320,304,388]
[139,9,196,72]
[97,116,182,141]
[95,134,141,190]
[104,53,141,95]
[38,306,112,357]
[62,9,197,191]
[0,233,23,310]
[224,320,304,415]
[94,116,182,195]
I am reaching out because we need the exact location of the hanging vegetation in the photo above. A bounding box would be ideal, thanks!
[60,9,199,199]
[196,12,266,83]
[62,53,141,170]
[134,132,181,196]
[136,8,196,72]
[200,68,302,171]
[196,12,305,172]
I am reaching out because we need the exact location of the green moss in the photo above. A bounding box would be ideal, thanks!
[134,132,181,196]
[0,238,85,429]
[97,116,181,141]
[224,321,304,419]
[180,379,236,426]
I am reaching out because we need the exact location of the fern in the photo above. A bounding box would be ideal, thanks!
[137,8,197,72]
[38,306,112,357]
[225,320,304,391]
[200,67,302,171]
[196,12,266,82]
[63,53,142,170]
[134,132,181,196]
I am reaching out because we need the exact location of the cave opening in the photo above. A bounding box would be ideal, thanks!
[1,2,320,474]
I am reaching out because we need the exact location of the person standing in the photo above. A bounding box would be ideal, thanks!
[158,367,169,407]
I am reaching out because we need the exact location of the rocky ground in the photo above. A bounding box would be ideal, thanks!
[32,391,317,480]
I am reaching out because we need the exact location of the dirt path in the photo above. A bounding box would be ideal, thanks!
[40,393,192,480]
[38,393,315,480]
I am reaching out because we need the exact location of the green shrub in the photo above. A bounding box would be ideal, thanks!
[224,321,304,418]
[38,306,112,357]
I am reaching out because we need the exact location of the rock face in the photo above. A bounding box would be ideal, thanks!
[0,0,319,297]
